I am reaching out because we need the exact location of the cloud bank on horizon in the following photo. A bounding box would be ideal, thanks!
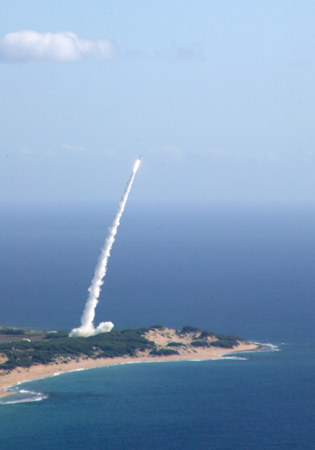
[0,30,117,62]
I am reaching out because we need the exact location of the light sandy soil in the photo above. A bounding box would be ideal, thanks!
[0,328,259,399]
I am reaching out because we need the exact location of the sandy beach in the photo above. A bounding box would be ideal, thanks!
[0,334,258,399]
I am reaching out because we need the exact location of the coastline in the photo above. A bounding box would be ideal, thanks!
[0,341,258,399]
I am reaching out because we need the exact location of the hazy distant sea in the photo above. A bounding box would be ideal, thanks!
[1,203,315,449]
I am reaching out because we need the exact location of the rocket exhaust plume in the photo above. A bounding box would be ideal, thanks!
[70,158,141,337]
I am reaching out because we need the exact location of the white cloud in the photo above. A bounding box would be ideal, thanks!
[0,30,117,62]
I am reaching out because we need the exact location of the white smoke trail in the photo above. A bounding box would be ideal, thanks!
[70,158,141,337]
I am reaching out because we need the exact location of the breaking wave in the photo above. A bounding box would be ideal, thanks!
[221,356,248,360]
[0,387,48,405]
[251,342,281,352]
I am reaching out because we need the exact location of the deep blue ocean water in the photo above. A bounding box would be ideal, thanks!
[0,203,315,449]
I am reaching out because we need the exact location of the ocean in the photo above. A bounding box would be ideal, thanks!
[0,202,315,449]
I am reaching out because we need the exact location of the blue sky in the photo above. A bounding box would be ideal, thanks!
[1,1,314,205]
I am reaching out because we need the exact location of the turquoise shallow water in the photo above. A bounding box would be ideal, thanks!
[1,204,315,448]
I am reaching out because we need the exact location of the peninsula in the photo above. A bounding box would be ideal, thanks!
[0,325,258,399]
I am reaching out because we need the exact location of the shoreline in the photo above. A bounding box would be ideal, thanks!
[0,341,258,400]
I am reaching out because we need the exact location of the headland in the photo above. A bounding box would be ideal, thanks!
[0,325,259,399]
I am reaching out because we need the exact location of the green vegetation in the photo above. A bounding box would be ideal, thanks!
[0,328,25,335]
[44,331,69,339]
[0,328,154,372]
[0,325,244,372]
[190,337,239,349]
[175,327,241,349]
[191,340,210,348]
[149,348,179,356]
[149,325,164,330]
[166,342,184,347]
[199,330,215,339]
[177,326,201,334]
[210,336,240,349]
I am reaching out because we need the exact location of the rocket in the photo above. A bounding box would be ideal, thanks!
[132,156,141,173]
